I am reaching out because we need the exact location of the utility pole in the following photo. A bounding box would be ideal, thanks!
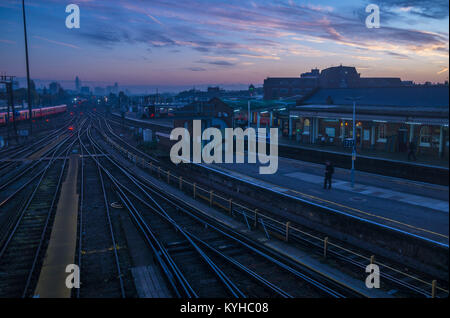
[22,0,33,135]
[346,96,362,188]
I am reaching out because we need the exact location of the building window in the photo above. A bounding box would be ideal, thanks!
[378,124,387,142]
[363,129,370,141]
[420,126,431,147]
[325,127,335,137]
[303,119,310,134]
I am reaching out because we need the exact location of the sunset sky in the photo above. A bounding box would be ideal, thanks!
[0,0,448,92]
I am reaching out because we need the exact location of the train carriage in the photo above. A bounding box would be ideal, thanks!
[0,104,67,125]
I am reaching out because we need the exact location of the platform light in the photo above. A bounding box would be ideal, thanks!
[406,122,422,125]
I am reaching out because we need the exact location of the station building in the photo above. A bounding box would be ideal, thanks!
[288,86,449,158]
[263,65,405,100]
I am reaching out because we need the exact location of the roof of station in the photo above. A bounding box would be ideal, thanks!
[302,87,449,108]
[222,98,296,111]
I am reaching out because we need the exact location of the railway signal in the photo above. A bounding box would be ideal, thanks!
[148,105,156,119]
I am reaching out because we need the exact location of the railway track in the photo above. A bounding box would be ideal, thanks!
[0,117,74,179]
[0,130,79,297]
[76,127,136,298]
[84,119,361,298]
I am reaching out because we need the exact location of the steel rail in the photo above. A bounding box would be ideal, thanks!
[88,123,126,297]
[79,134,192,298]
[90,119,353,298]
[0,132,79,256]
[87,124,246,298]
[85,123,249,298]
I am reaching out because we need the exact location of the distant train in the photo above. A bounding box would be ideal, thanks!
[0,104,67,125]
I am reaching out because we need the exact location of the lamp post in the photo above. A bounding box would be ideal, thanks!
[248,100,251,129]
[22,0,33,135]
[346,97,362,188]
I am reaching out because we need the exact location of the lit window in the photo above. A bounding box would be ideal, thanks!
[303,119,310,134]
[420,126,431,146]
[378,124,387,141]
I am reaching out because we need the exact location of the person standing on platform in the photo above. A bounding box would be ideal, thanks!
[408,141,417,161]
[324,161,334,190]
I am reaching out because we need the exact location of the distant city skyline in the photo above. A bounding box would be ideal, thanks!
[13,76,258,94]
[0,0,448,89]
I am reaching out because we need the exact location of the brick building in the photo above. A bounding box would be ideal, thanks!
[263,65,403,100]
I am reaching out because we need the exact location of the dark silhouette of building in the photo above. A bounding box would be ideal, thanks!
[263,65,403,100]
[75,76,80,92]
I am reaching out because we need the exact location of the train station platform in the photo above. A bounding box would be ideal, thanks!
[279,136,449,168]
[111,112,173,129]
[202,156,449,245]
[111,112,448,185]
[34,154,79,298]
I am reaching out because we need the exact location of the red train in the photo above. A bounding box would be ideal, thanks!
[0,104,67,125]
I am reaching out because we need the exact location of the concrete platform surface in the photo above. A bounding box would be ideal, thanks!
[34,154,79,298]
[203,156,449,245]
[113,114,448,244]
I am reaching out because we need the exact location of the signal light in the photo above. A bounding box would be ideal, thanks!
[68,126,74,131]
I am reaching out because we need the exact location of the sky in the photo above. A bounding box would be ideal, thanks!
[0,0,448,93]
